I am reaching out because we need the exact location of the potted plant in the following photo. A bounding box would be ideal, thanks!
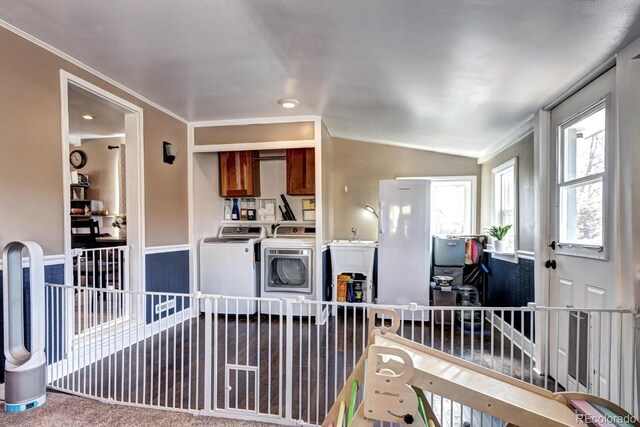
[486,224,512,252]
[112,214,127,237]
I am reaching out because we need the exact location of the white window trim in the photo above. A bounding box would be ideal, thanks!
[398,175,477,234]
[555,98,608,260]
[490,158,518,263]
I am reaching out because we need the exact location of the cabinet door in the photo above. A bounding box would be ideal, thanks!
[286,148,315,195]
[219,151,260,197]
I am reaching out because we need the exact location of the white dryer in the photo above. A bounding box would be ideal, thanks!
[199,225,266,315]
[261,225,316,316]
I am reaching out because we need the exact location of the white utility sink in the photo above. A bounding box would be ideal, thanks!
[329,240,378,248]
[329,240,377,310]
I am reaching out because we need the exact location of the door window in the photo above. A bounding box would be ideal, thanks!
[557,102,606,256]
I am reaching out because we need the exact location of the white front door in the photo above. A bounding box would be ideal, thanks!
[547,68,616,394]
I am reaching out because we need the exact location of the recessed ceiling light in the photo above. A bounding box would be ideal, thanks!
[82,114,94,120]
[278,98,299,109]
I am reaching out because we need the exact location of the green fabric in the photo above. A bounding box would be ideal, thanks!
[592,402,633,427]
[346,379,358,425]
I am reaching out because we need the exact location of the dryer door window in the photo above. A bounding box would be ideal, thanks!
[264,249,313,294]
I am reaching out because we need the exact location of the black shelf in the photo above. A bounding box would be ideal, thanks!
[431,235,488,305]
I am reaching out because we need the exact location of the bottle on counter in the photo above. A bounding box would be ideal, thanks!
[354,281,363,303]
[231,198,240,220]
[240,198,248,221]
[247,198,256,221]
[347,278,355,303]
[224,198,232,220]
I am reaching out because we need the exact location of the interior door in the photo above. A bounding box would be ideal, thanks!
[548,68,616,394]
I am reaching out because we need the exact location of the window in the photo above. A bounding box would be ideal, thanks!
[557,102,606,252]
[492,158,517,252]
[430,178,476,235]
[399,176,477,235]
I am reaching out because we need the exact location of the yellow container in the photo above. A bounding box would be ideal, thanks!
[336,274,350,302]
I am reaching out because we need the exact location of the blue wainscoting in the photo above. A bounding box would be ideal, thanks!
[145,250,190,324]
[486,254,534,337]
[0,262,65,383]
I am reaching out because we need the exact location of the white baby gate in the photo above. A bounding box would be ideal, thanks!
[43,284,639,426]
[71,246,130,336]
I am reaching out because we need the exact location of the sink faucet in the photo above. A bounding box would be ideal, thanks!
[350,227,360,242]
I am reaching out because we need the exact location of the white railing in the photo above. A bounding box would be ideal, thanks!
[71,246,129,336]
[43,284,639,426]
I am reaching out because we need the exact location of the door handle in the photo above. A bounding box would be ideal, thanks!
[544,259,556,269]
[548,240,556,250]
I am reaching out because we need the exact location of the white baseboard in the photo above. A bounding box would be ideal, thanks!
[516,250,535,260]
[145,244,190,255]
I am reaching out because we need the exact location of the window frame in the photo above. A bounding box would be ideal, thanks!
[398,175,477,235]
[555,98,608,260]
[491,157,518,256]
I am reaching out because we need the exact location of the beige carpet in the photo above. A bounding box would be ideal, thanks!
[0,391,284,426]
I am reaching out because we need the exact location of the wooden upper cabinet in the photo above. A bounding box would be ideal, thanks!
[219,151,260,197]
[286,148,315,195]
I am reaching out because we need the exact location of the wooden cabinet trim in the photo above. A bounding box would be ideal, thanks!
[286,148,315,196]
[219,150,260,197]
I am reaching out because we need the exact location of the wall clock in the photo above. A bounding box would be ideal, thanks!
[70,149,87,169]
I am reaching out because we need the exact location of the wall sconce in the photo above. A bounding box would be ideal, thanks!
[163,141,177,164]
[365,205,379,218]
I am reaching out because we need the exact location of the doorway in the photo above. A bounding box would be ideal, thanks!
[60,71,145,344]
[546,68,616,393]
[68,83,127,242]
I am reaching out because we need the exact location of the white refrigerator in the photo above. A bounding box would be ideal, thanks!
[377,179,431,306]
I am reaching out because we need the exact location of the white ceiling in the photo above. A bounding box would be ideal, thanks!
[2,1,640,158]
[68,83,126,140]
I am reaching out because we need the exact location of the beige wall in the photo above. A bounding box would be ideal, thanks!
[194,121,314,145]
[74,137,122,217]
[331,138,481,241]
[143,107,189,246]
[0,27,188,254]
[480,133,535,252]
[259,155,309,220]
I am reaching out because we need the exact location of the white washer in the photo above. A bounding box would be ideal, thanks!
[199,225,266,315]
[261,225,316,316]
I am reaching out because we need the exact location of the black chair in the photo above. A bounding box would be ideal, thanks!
[71,219,99,249]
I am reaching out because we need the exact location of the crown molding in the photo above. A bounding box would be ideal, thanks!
[0,19,188,125]
[477,115,535,164]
